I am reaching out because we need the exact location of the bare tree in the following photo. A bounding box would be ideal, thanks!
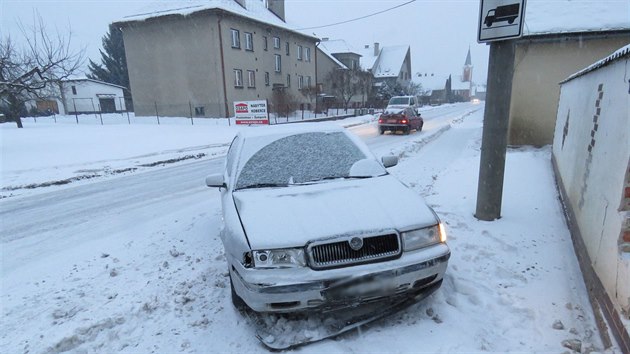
[270,87,297,118]
[300,85,318,110]
[0,15,85,128]
[326,68,370,111]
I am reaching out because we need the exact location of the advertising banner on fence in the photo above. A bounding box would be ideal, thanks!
[234,100,269,125]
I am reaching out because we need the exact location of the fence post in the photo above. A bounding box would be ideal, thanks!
[53,113,56,123]
[189,101,194,125]
[154,101,160,125]
[97,104,103,125]
[90,98,98,120]
[73,99,79,124]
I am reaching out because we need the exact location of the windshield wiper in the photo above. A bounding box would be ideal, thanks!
[235,183,288,190]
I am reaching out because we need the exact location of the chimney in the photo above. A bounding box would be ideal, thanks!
[364,44,369,49]
[373,42,379,56]
[234,0,246,8]
[266,0,285,22]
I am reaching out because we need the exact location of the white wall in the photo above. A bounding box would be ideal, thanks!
[62,80,126,114]
[552,56,630,314]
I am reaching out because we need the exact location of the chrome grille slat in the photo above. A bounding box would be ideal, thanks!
[308,233,401,270]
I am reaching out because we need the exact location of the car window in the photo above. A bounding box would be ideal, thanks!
[235,132,373,189]
[389,97,410,105]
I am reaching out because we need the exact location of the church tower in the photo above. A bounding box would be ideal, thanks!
[462,47,473,82]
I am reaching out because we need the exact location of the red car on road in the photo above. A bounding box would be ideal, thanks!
[378,107,424,135]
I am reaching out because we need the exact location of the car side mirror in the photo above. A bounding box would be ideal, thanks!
[381,155,398,168]
[205,174,226,188]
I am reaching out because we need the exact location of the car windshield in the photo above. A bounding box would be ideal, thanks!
[235,132,373,190]
[389,97,410,105]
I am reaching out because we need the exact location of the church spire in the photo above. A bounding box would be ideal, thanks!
[464,46,472,66]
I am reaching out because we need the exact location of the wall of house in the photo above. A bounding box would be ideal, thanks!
[121,14,224,117]
[316,48,342,98]
[62,81,125,114]
[220,14,317,116]
[552,56,630,319]
[510,33,629,146]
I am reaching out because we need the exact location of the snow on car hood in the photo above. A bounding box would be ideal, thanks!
[233,175,437,250]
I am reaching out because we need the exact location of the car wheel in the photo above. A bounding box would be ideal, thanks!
[418,122,424,132]
[229,271,248,311]
[379,128,385,135]
[404,126,410,135]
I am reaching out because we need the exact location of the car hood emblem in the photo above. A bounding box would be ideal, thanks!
[349,237,363,251]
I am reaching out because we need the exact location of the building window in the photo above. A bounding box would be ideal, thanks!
[247,70,255,88]
[263,36,268,51]
[234,69,243,87]
[286,74,291,87]
[265,72,270,86]
[273,36,280,49]
[285,42,290,56]
[194,106,205,116]
[231,29,240,48]
[306,76,311,87]
[274,54,281,72]
[298,75,304,89]
[244,32,253,51]
[304,47,311,62]
[71,86,77,95]
[297,45,302,60]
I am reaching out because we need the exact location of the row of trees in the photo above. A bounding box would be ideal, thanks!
[1,18,129,128]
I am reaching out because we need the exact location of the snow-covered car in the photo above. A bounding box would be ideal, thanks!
[205,124,450,313]
[378,106,424,135]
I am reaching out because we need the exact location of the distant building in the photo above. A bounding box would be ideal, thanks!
[416,48,475,104]
[359,42,412,89]
[27,77,126,115]
[507,0,630,145]
[115,0,318,118]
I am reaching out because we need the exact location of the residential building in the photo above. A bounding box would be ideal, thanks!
[507,0,629,145]
[27,77,126,115]
[360,42,412,89]
[115,0,318,118]
[416,48,475,104]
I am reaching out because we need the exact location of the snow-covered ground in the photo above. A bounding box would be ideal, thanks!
[0,102,613,352]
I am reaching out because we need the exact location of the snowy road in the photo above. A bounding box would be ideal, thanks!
[1,103,604,353]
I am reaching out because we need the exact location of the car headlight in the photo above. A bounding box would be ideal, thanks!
[401,224,445,251]
[252,248,306,269]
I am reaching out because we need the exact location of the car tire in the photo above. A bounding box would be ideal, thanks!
[404,127,410,135]
[418,122,424,132]
[379,128,385,135]
[229,271,248,311]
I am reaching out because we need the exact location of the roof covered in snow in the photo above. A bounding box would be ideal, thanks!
[318,39,361,55]
[316,46,348,70]
[64,76,127,90]
[117,0,317,40]
[523,0,630,37]
[562,44,630,83]
[450,74,470,91]
[362,45,409,78]
[414,73,448,92]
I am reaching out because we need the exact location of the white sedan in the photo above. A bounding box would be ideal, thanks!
[205,124,450,313]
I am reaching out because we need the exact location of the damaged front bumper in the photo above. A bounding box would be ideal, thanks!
[230,243,450,313]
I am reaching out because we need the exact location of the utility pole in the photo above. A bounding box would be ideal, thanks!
[474,41,516,220]
[475,0,525,220]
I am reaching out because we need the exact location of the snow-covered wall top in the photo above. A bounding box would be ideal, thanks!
[523,0,630,36]
[118,0,317,40]
[562,44,630,83]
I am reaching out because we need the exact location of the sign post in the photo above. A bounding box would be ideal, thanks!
[234,100,269,125]
[474,0,525,221]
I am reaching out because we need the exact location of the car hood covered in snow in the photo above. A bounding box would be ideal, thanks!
[233,175,437,250]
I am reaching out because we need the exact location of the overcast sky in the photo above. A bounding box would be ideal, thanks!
[1,0,489,85]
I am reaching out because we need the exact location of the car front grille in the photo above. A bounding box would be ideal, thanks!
[307,233,401,270]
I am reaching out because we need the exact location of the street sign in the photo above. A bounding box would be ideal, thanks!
[234,100,269,125]
[478,0,526,43]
